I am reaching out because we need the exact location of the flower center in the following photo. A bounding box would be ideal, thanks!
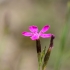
[33,32,40,39]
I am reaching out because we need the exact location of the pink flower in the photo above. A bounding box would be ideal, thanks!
[22,25,52,40]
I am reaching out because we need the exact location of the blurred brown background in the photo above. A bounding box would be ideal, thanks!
[0,0,70,70]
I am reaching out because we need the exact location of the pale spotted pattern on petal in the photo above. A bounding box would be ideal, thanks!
[40,34,51,38]
[22,32,32,36]
[29,25,38,33]
[40,25,50,33]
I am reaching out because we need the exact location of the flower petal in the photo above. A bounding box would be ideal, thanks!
[29,25,38,32]
[30,34,39,40]
[40,25,50,33]
[22,31,32,36]
[40,34,51,38]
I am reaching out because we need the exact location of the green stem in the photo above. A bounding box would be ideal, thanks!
[38,53,41,70]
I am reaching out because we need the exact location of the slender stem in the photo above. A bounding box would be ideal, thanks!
[42,35,55,70]
[36,39,41,70]
[38,53,41,70]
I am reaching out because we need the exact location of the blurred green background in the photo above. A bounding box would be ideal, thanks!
[0,0,70,70]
